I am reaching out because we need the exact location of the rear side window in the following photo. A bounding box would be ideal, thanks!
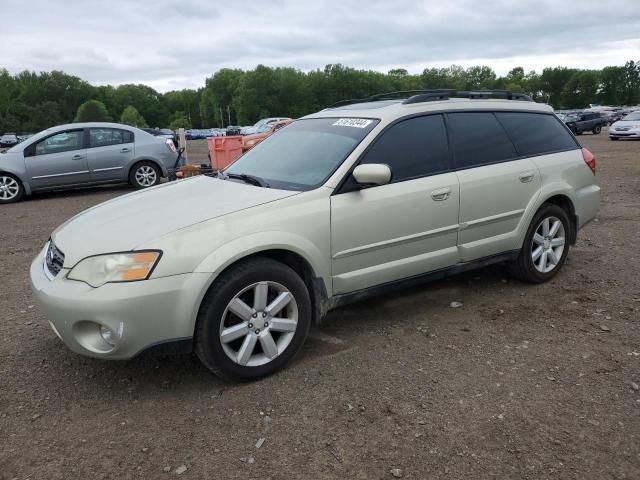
[360,114,449,182]
[447,112,518,169]
[89,128,133,148]
[496,112,577,156]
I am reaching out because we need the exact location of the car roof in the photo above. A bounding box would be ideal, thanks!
[305,97,553,122]
[46,122,140,132]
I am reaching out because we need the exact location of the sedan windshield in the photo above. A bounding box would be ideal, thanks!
[622,112,640,121]
[225,117,379,191]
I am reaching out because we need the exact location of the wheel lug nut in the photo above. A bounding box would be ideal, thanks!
[252,313,257,318]
[248,323,253,329]
[262,312,267,318]
[255,329,260,334]
[264,322,269,328]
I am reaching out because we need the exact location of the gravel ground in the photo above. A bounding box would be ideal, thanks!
[1,133,639,480]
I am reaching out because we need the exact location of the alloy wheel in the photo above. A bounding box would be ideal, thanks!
[531,216,565,273]
[0,176,20,201]
[219,281,298,367]
[135,165,157,187]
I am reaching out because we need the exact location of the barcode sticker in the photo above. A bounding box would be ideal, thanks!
[332,118,373,128]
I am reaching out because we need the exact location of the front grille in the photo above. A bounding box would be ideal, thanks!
[44,240,65,278]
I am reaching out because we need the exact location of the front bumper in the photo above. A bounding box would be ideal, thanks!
[609,129,640,138]
[30,246,213,359]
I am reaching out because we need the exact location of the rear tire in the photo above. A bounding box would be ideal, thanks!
[0,173,24,204]
[129,161,161,189]
[510,204,571,283]
[592,125,602,134]
[195,257,311,382]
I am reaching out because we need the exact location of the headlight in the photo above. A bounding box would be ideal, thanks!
[68,251,162,287]
[246,140,257,146]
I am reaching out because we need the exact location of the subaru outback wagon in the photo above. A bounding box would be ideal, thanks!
[30,90,600,381]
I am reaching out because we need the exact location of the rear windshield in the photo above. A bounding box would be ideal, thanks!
[225,117,379,191]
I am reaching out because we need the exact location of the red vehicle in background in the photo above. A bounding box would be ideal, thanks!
[241,119,292,151]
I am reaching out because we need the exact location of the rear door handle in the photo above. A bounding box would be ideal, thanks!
[71,154,85,161]
[519,171,535,183]
[120,147,131,153]
[430,188,451,201]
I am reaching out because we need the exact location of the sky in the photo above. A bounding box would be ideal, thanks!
[2,0,640,92]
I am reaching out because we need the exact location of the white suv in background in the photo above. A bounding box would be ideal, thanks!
[30,90,600,381]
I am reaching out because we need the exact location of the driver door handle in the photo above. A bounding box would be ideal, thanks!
[71,154,85,161]
[120,147,131,153]
[430,187,451,201]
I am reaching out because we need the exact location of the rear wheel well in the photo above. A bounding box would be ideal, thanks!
[543,195,577,244]
[209,250,327,325]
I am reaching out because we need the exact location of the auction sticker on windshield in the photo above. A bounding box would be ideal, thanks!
[332,118,373,128]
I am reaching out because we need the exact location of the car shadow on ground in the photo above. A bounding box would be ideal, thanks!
[26,183,134,202]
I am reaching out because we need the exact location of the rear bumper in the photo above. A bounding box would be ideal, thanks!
[575,184,601,230]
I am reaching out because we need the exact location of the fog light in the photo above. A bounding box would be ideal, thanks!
[99,325,117,346]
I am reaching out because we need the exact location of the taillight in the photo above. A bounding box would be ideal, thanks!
[166,139,177,153]
[581,148,596,174]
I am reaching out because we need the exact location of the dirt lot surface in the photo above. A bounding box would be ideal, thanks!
[1,133,639,479]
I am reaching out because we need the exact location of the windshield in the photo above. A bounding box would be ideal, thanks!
[225,117,379,191]
[622,112,640,121]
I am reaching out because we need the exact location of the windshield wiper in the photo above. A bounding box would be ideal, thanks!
[218,171,270,188]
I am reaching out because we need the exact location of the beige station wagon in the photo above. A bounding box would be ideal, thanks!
[30,90,600,381]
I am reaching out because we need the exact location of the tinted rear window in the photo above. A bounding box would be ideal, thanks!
[447,112,518,169]
[496,112,577,156]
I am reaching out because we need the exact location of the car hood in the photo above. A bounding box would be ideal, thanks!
[612,120,640,128]
[52,176,300,266]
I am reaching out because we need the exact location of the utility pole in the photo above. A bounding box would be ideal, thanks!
[227,105,231,126]
[219,106,223,128]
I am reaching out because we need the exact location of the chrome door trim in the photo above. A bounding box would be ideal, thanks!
[459,208,525,230]
[92,166,124,173]
[31,170,90,179]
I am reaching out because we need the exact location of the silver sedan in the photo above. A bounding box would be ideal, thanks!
[0,122,179,203]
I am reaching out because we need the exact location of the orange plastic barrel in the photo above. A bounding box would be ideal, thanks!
[208,136,243,170]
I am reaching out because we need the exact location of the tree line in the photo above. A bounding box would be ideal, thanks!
[1,61,639,133]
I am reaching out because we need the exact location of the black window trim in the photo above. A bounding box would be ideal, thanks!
[85,127,135,149]
[25,128,87,157]
[333,108,580,194]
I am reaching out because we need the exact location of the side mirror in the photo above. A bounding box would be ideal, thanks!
[352,164,391,187]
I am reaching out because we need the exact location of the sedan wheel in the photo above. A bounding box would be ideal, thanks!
[0,175,24,203]
[135,165,157,187]
[531,216,565,273]
[220,281,298,367]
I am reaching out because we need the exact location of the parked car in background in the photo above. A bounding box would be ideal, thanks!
[29,90,599,381]
[241,119,292,151]
[609,111,640,140]
[0,122,178,203]
[0,133,19,148]
[564,112,606,135]
[241,117,292,135]
[226,125,243,136]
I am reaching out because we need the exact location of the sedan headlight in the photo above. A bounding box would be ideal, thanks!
[68,251,162,287]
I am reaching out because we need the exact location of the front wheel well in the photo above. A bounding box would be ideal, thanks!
[204,249,328,325]
[541,195,577,244]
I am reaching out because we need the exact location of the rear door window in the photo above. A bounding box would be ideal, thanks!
[359,114,450,182]
[446,112,518,169]
[89,128,133,148]
[496,112,578,156]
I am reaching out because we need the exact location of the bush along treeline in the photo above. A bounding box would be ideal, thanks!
[1,61,639,133]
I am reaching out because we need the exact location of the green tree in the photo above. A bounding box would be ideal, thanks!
[74,100,112,122]
[168,115,191,130]
[120,105,148,127]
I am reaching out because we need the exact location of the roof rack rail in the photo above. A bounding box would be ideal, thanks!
[327,89,532,109]
[403,89,533,104]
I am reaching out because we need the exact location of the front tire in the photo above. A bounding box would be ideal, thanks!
[195,257,311,381]
[129,161,161,189]
[0,174,24,204]
[510,204,571,283]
